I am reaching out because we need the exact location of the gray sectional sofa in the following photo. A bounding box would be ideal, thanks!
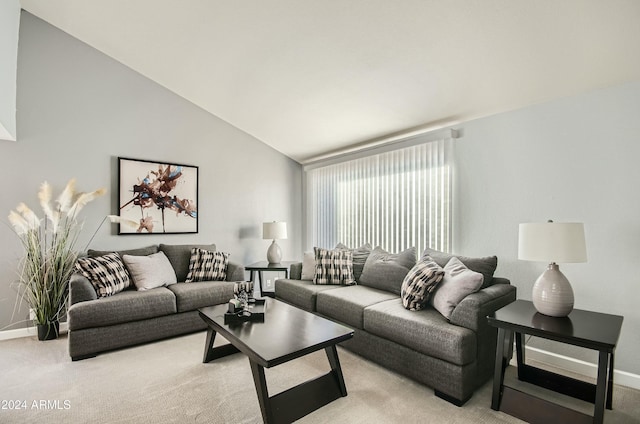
[67,244,245,360]
[275,248,516,406]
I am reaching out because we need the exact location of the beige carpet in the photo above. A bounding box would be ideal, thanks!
[0,332,638,423]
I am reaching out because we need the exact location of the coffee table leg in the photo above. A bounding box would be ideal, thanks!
[203,328,217,363]
[250,360,274,424]
[325,345,347,396]
[202,327,241,363]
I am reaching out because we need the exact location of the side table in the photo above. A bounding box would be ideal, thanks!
[487,300,623,424]
[245,261,295,298]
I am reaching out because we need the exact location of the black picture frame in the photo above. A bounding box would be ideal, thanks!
[117,157,198,234]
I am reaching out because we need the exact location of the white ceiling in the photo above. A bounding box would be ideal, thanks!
[20,0,640,163]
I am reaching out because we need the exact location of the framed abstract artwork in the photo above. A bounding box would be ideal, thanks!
[118,157,198,234]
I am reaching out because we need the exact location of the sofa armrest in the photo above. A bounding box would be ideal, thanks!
[449,280,516,332]
[450,278,517,386]
[226,261,246,281]
[289,262,303,280]
[69,273,98,305]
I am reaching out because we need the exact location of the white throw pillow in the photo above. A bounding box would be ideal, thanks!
[301,251,315,280]
[122,251,177,291]
[430,257,483,319]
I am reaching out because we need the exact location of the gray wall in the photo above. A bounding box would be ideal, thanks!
[0,0,19,140]
[454,80,640,375]
[0,12,302,330]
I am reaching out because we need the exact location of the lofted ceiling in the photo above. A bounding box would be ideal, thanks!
[20,0,640,163]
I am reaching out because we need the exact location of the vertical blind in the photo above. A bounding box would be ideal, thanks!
[307,137,452,255]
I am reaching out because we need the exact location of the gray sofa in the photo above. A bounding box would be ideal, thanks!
[68,244,245,360]
[275,250,516,406]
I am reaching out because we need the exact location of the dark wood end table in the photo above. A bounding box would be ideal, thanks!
[198,298,354,424]
[488,299,623,424]
[245,261,296,298]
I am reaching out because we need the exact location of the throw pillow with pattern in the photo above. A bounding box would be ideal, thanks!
[313,247,355,285]
[75,252,131,298]
[335,242,372,283]
[185,248,229,282]
[401,256,445,311]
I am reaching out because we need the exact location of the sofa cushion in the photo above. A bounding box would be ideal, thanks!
[275,278,344,312]
[335,242,372,283]
[422,248,497,288]
[88,245,158,258]
[167,281,235,313]
[401,256,445,311]
[158,243,217,282]
[359,246,417,295]
[316,285,397,329]
[313,247,355,285]
[336,243,371,283]
[122,251,178,291]
[75,253,131,298]
[364,298,477,366]
[185,248,229,282]
[68,287,176,330]
[431,257,484,319]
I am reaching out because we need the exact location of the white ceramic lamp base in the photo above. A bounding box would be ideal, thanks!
[266,240,282,264]
[532,263,574,317]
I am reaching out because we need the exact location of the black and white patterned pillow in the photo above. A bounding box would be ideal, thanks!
[401,256,445,311]
[313,247,355,285]
[75,253,131,298]
[184,248,229,282]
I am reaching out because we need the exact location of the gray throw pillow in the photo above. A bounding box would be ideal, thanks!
[159,243,216,282]
[401,256,445,311]
[313,247,355,285]
[431,257,484,319]
[422,247,497,288]
[359,246,417,295]
[122,251,178,290]
[335,242,372,283]
[88,245,158,258]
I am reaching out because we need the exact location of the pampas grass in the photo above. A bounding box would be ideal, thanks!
[8,179,105,330]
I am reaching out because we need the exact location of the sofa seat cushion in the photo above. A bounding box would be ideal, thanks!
[275,279,344,312]
[168,281,235,313]
[68,287,176,331]
[316,286,397,329]
[364,298,477,366]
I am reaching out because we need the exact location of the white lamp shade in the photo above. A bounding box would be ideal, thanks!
[263,221,287,240]
[518,222,587,263]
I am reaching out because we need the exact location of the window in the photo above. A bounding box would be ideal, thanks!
[306,133,453,255]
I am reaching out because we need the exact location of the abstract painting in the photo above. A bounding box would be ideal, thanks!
[118,157,198,234]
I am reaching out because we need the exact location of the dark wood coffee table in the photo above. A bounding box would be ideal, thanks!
[198,298,354,424]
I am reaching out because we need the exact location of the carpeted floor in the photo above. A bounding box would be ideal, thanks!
[0,331,639,423]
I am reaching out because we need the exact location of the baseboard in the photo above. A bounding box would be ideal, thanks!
[0,322,69,341]
[510,345,640,391]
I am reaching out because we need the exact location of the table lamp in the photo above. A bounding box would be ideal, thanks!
[518,221,587,317]
[263,221,287,264]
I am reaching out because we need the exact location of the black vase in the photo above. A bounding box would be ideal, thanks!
[37,320,59,341]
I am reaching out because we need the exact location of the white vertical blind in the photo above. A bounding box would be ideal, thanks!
[307,137,452,254]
